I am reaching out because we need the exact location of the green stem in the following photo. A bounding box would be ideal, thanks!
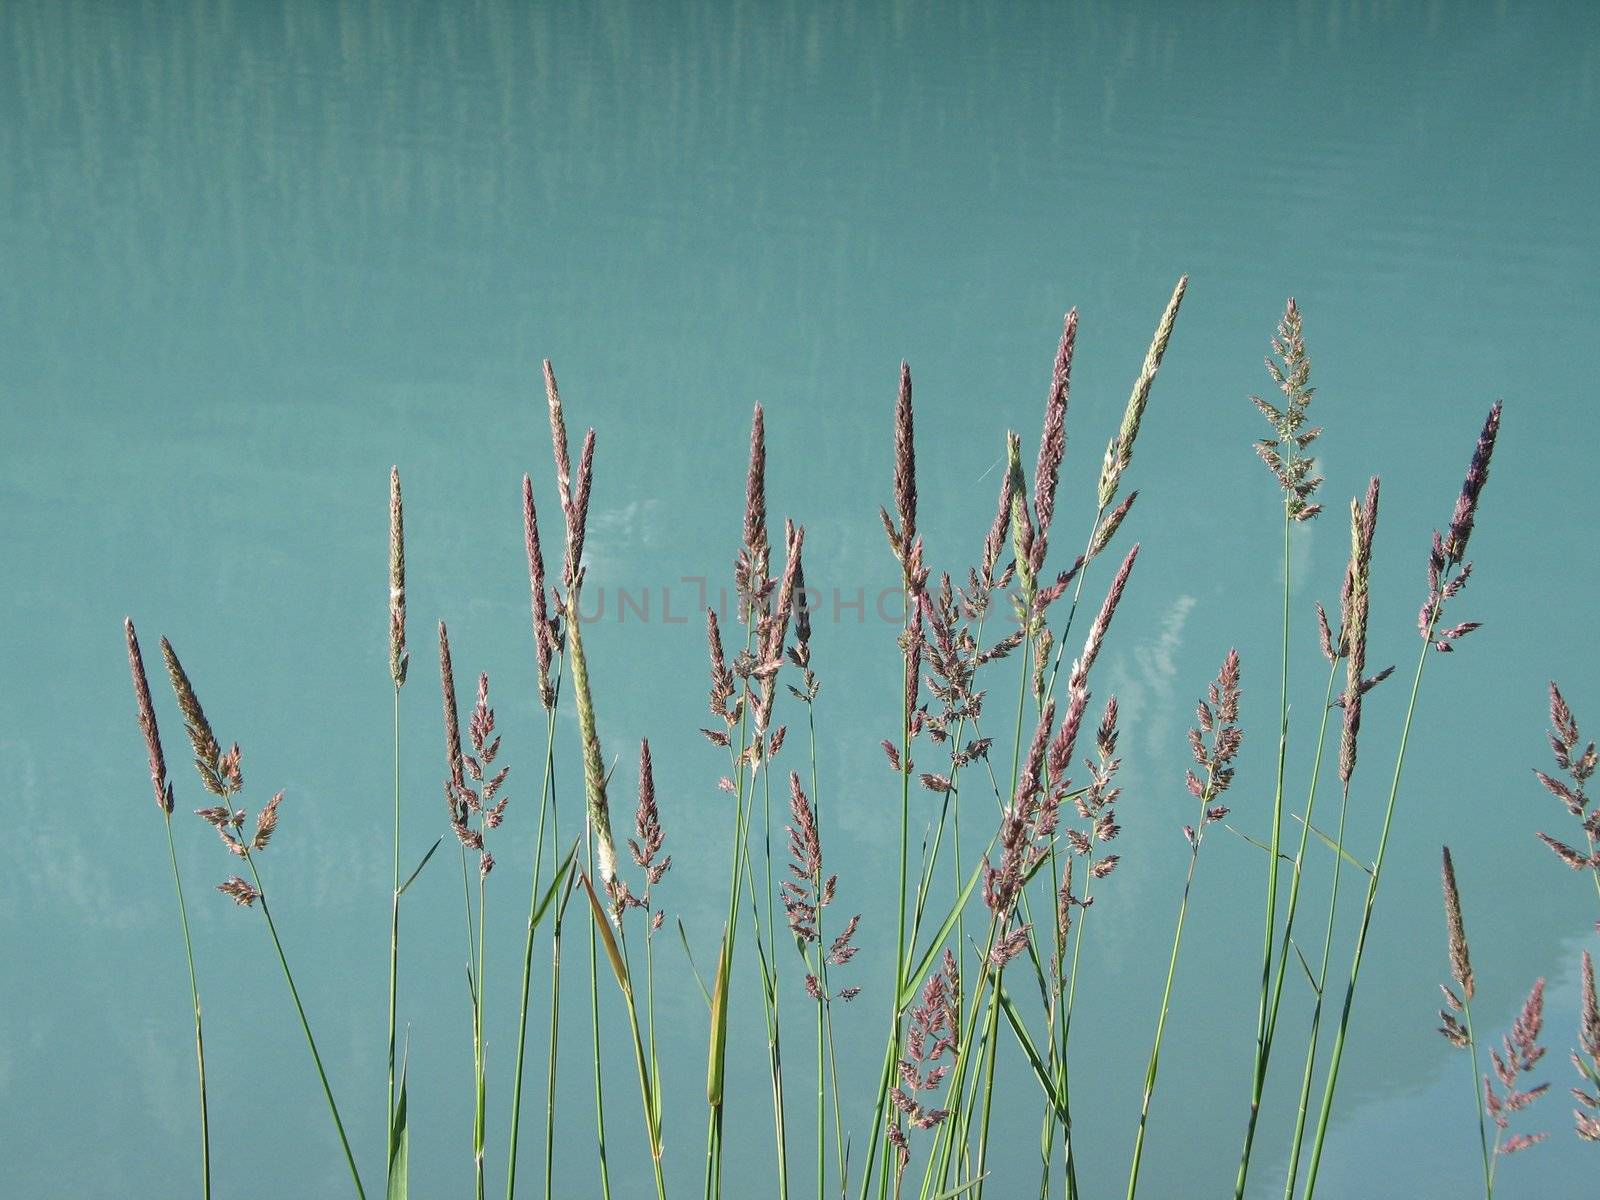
[245,855,366,1199]
[1299,632,1434,1198]
[164,814,211,1200]
[618,933,668,1199]
[1235,511,1292,1198]
[1236,613,1340,1199]
[1462,1000,1493,1199]
[1127,785,1212,1199]
[508,664,564,1200]
[388,687,401,1181]
[973,978,1003,1197]
[476,859,488,1199]
[761,753,791,1200]
[1282,774,1351,1200]
[862,639,918,1200]
[706,633,756,1200]
[588,826,612,1200]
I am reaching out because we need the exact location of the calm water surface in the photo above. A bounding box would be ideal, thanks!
[3,2,1598,1196]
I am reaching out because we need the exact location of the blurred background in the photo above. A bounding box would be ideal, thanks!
[2,1,1597,1195]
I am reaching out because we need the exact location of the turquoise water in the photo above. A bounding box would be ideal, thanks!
[3,1,1599,1195]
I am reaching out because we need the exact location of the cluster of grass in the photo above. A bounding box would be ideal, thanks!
[123,284,1592,1198]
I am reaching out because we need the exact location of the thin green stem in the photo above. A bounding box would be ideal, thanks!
[588,825,612,1200]
[617,932,668,1199]
[1235,511,1292,1199]
[706,630,756,1200]
[1127,779,1213,1200]
[1282,773,1352,1200]
[760,752,791,1200]
[1299,632,1434,1199]
[164,814,211,1200]
[244,855,366,1199]
[508,664,563,1200]
[388,687,401,1181]
[1462,1000,1494,1199]
[476,861,488,1199]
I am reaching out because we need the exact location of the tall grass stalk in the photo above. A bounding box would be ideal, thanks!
[387,465,409,1190]
[124,620,210,1200]
[1128,649,1241,1200]
[1299,398,1501,1198]
[247,853,369,1198]
[161,636,366,1199]
[1233,299,1324,1199]
[508,467,563,1200]
[1437,847,1494,1198]
[505,662,562,1198]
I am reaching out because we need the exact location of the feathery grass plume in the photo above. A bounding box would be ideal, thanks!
[737,404,772,618]
[753,522,805,733]
[523,474,556,710]
[1486,979,1550,1165]
[128,621,175,814]
[564,429,596,594]
[1031,309,1077,570]
[1445,400,1503,567]
[438,619,492,1196]
[1070,543,1137,694]
[1252,299,1324,522]
[1441,847,1474,1003]
[1531,682,1600,901]
[1089,491,1137,562]
[1420,401,1502,651]
[126,619,208,1197]
[782,770,830,944]
[878,361,926,598]
[544,358,573,516]
[1435,846,1495,1195]
[1006,432,1036,597]
[629,740,671,892]
[456,672,510,874]
[1129,649,1241,1200]
[160,637,233,798]
[980,448,1016,591]
[390,467,408,687]
[887,953,959,1184]
[1574,951,1600,1141]
[1337,478,1383,784]
[567,587,618,888]
[163,638,366,1198]
[895,361,916,558]
[1098,275,1187,509]
[439,622,465,793]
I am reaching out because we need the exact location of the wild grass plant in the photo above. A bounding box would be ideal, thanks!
[123,284,1597,1198]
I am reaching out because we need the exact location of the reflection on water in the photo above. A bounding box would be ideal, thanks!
[2,1,1597,1196]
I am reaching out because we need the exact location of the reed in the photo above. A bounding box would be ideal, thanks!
[161,636,367,1200]
[124,619,210,1200]
[1436,845,1494,1197]
[1298,401,1503,1199]
[1279,477,1386,1199]
[1233,298,1324,1199]
[387,466,410,1193]
[1127,649,1243,1200]
[506,469,565,1200]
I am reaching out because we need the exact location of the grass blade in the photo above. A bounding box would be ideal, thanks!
[898,856,986,1010]
[387,1052,410,1200]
